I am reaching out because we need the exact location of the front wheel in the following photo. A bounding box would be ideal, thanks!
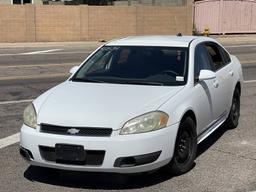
[165,116,197,175]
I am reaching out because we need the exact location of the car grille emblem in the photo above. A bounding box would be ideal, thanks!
[67,128,80,135]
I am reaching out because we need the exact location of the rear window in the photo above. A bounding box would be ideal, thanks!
[205,42,230,71]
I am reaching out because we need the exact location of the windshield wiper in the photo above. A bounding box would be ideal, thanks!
[72,77,163,86]
[122,80,164,86]
[71,77,104,83]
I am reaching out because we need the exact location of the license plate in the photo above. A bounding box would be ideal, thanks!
[55,144,85,162]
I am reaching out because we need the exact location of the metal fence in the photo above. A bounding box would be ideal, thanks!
[194,0,256,34]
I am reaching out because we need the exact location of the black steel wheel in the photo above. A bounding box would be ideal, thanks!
[224,88,240,129]
[165,116,197,175]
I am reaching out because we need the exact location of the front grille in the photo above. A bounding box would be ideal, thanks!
[40,124,112,137]
[39,146,105,166]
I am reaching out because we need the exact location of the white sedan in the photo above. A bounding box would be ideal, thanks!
[20,36,243,175]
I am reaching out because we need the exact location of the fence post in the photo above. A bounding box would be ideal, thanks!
[220,0,224,34]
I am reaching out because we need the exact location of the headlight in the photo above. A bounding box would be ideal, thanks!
[23,103,37,129]
[120,111,168,135]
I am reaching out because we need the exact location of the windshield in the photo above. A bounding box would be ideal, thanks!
[72,46,188,86]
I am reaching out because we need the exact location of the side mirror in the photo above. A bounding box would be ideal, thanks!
[69,66,79,74]
[198,70,216,81]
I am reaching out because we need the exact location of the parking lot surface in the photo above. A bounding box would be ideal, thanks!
[0,42,256,192]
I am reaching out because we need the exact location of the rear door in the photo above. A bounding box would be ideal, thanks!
[218,44,235,107]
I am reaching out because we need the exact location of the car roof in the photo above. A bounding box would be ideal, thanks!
[106,35,201,47]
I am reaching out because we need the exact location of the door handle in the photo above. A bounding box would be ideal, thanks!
[213,80,219,88]
[229,70,234,76]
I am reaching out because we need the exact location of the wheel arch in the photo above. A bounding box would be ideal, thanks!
[166,109,198,175]
[180,110,197,129]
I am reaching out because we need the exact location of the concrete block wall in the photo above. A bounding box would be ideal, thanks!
[136,6,190,35]
[88,6,137,40]
[0,5,27,42]
[36,5,81,41]
[0,4,193,42]
[25,5,36,42]
[80,5,89,40]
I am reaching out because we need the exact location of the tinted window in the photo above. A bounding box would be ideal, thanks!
[205,43,225,71]
[72,46,188,86]
[219,46,231,64]
[194,44,213,78]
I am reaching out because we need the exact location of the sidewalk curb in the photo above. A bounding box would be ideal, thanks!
[0,35,255,47]
[212,35,256,45]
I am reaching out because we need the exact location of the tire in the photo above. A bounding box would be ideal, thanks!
[224,88,240,129]
[165,116,197,176]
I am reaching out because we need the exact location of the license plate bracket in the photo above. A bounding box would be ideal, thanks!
[55,144,86,162]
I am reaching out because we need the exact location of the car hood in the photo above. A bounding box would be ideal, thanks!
[37,81,184,130]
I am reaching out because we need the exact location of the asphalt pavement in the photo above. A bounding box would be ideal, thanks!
[0,42,256,192]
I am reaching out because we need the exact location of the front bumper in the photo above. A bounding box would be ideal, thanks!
[20,123,179,173]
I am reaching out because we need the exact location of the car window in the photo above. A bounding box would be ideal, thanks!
[194,44,213,79]
[87,48,112,73]
[73,46,188,86]
[219,46,231,65]
[205,43,225,71]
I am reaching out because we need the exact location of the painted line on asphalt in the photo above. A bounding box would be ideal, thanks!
[0,73,69,81]
[240,60,256,65]
[0,50,90,56]
[0,63,76,69]
[244,80,256,84]
[0,99,33,105]
[0,132,20,149]
[0,49,62,56]
[225,44,256,48]
[19,49,62,55]
[35,51,91,55]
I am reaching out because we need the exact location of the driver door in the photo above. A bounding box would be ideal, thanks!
[193,43,215,135]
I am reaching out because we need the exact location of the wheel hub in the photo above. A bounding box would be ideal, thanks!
[177,131,190,163]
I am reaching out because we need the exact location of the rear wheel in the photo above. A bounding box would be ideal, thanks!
[165,116,197,175]
[224,88,240,129]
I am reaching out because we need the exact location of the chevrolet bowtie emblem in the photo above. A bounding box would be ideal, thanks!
[67,128,80,135]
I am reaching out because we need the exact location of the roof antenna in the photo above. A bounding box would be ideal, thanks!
[177,33,182,37]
